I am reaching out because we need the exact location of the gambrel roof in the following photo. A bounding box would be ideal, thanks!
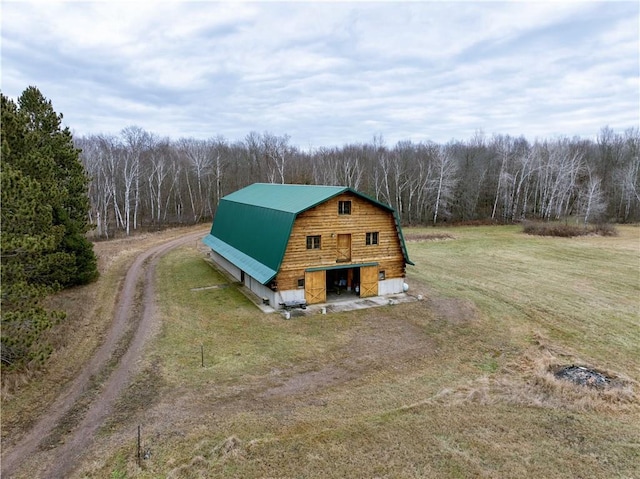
[203,183,412,284]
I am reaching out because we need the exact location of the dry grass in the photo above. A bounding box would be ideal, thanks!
[0,225,209,447]
[523,221,619,237]
[6,224,639,478]
[405,232,455,242]
[424,333,638,413]
[72,225,639,479]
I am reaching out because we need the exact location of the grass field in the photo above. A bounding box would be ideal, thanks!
[6,225,639,478]
[77,224,639,479]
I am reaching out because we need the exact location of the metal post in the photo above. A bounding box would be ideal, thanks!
[137,425,141,467]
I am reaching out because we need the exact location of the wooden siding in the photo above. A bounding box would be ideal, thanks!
[305,270,326,304]
[276,192,406,291]
[359,265,378,298]
[336,234,351,262]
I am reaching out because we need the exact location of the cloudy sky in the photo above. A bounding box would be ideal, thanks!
[2,1,638,148]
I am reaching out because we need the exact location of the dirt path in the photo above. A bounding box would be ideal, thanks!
[1,230,207,479]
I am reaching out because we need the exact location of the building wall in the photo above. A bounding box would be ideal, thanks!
[211,251,242,281]
[378,278,407,296]
[249,280,278,307]
[211,251,279,306]
[275,192,406,291]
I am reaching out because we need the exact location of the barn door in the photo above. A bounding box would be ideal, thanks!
[336,234,351,262]
[359,265,378,298]
[305,270,326,304]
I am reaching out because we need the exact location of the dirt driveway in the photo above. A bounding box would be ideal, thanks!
[2,227,470,478]
[1,229,207,479]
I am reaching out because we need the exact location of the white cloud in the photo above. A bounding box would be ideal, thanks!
[1,1,637,146]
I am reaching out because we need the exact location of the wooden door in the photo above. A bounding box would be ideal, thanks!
[359,265,378,298]
[337,234,351,262]
[305,270,326,304]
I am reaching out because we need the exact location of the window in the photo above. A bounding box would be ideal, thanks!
[306,235,321,249]
[378,270,386,281]
[366,232,379,245]
[297,278,305,288]
[338,200,351,215]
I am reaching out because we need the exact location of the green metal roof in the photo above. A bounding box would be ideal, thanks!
[221,183,350,214]
[203,234,278,283]
[204,183,413,284]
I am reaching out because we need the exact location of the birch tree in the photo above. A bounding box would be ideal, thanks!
[312,147,339,186]
[490,135,517,220]
[178,138,214,222]
[121,126,152,232]
[579,169,606,225]
[208,136,228,212]
[146,139,174,224]
[263,132,290,184]
[432,145,458,224]
[78,135,113,237]
[337,145,364,190]
[615,155,640,222]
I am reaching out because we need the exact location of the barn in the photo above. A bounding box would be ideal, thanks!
[203,183,413,309]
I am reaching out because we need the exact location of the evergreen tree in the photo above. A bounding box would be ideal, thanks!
[1,87,98,368]
[18,86,98,285]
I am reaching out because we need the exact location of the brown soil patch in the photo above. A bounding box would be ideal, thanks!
[405,232,455,242]
[423,294,479,325]
[261,313,433,400]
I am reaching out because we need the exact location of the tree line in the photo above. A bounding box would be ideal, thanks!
[77,126,640,238]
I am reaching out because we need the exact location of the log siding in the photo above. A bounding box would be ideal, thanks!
[276,192,406,291]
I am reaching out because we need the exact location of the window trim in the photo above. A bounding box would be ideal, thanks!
[306,235,321,249]
[338,200,352,215]
[366,231,379,245]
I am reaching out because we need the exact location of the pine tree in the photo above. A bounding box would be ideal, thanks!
[18,86,98,286]
[1,87,98,368]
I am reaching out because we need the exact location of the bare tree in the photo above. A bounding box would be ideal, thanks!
[490,135,519,220]
[92,134,126,234]
[405,142,437,224]
[615,154,640,222]
[146,139,175,224]
[614,128,640,222]
[510,149,536,221]
[77,135,114,237]
[580,168,607,225]
[178,138,214,222]
[75,124,640,237]
[263,132,290,184]
[312,147,339,186]
[533,139,585,221]
[432,145,458,224]
[210,136,228,211]
[337,153,364,190]
[453,136,490,221]
[121,126,152,233]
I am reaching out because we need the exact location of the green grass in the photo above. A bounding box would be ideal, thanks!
[82,225,640,479]
[407,225,640,376]
[154,252,352,387]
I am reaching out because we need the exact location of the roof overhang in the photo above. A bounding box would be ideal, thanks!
[203,234,277,284]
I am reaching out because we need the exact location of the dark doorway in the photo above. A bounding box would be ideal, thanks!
[325,267,360,300]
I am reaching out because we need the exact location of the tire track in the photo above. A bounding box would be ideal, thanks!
[1,230,206,478]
